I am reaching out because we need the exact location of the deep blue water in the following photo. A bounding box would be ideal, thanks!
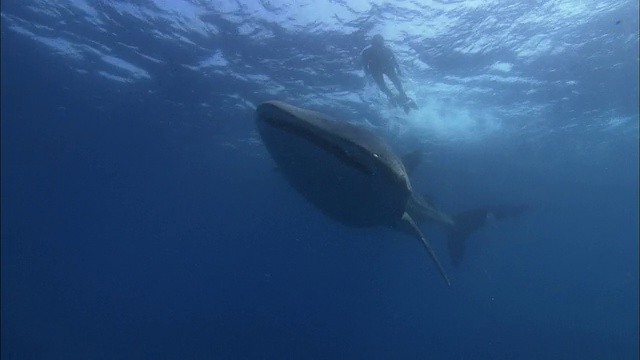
[2,1,639,359]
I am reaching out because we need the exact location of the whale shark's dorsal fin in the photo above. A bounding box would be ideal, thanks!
[399,212,452,287]
[445,204,531,266]
[401,150,423,175]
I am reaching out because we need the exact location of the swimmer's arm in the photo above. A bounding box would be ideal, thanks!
[361,50,370,75]
[391,52,401,75]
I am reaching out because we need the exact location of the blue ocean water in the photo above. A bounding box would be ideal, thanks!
[1,1,638,359]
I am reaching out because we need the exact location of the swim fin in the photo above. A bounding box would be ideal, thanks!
[398,96,418,114]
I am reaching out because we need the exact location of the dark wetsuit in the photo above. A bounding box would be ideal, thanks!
[361,45,407,100]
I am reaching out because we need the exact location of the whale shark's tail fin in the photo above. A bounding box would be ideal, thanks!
[447,205,531,266]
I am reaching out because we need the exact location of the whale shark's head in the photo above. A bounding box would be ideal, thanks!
[255,100,411,227]
[256,101,373,175]
[256,101,410,186]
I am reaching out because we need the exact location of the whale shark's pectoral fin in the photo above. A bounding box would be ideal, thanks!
[399,213,452,287]
[407,193,454,227]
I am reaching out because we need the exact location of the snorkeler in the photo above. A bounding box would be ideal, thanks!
[361,34,417,113]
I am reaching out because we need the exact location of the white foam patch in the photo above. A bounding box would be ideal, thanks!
[112,2,157,25]
[490,62,513,72]
[445,74,542,85]
[98,71,133,83]
[137,53,164,64]
[606,116,638,131]
[403,99,504,143]
[196,51,228,68]
[102,55,151,79]
[36,36,85,60]
[25,4,62,18]
[69,0,102,25]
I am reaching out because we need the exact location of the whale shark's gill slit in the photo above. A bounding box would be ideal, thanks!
[263,116,373,176]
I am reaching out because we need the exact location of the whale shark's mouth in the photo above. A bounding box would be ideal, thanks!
[258,112,373,176]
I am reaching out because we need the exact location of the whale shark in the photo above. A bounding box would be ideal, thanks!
[254,100,529,286]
